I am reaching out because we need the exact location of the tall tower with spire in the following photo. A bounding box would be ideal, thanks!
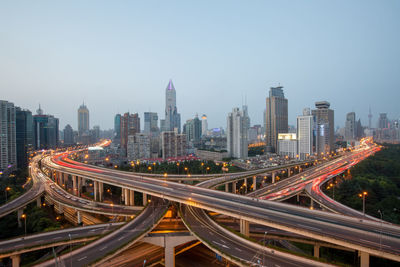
[164,80,181,133]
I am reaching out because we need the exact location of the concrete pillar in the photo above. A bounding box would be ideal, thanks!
[72,176,78,196]
[287,168,291,177]
[130,190,135,206]
[225,183,229,192]
[11,254,21,267]
[36,197,41,208]
[244,179,247,194]
[311,199,314,209]
[143,193,147,206]
[77,177,82,196]
[272,172,276,183]
[240,219,250,237]
[124,188,129,205]
[77,211,82,225]
[360,251,370,267]
[94,181,98,201]
[17,209,23,228]
[314,244,320,258]
[165,241,175,267]
[98,182,103,202]
[297,193,300,202]
[232,182,237,194]
[253,176,257,191]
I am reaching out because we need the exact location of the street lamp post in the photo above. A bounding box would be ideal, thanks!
[68,233,72,267]
[21,214,27,236]
[358,191,368,216]
[5,187,10,202]
[378,210,383,252]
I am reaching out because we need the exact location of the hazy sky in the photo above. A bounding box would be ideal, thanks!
[1,1,399,131]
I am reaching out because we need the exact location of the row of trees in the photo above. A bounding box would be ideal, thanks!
[334,144,400,224]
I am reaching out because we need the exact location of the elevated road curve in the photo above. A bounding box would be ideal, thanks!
[41,150,400,263]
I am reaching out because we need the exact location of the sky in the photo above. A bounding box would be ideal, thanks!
[1,1,399,131]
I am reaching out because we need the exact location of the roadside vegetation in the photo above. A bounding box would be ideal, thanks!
[334,144,400,224]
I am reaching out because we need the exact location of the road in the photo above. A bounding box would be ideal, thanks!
[40,145,400,262]
[38,197,169,267]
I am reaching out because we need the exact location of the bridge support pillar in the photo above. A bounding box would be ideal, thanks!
[143,193,147,206]
[287,168,291,177]
[77,177,82,196]
[124,188,129,205]
[94,181,98,201]
[77,211,82,225]
[313,244,320,258]
[359,251,370,267]
[17,209,23,228]
[225,183,229,192]
[244,179,247,194]
[11,254,20,267]
[98,182,103,202]
[36,197,41,208]
[297,193,300,202]
[232,182,237,194]
[72,176,78,196]
[253,176,257,191]
[272,172,276,183]
[240,219,250,237]
[130,190,135,206]
[165,242,175,267]
[310,199,314,209]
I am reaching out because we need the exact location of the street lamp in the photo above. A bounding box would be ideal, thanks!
[378,210,383,252]
[5,187,11,202]
[329,183,335,200]
[68,233,72,267]
[21,214,27,236]
[358,191,368,216]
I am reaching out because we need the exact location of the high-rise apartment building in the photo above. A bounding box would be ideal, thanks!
[378,113,388,129]
[161,131,187,160]
[312,101,334,154]
[297,108,314,160]
[0,100,17,172]
[120,112,140,155]
[201,114,208,136]
[144,112,159,135]
[164,80,181,133]
[114,114,121,144]
[183,115,202,143]
[78,103,89,137]
[278,133,298,159]
[63,124,74,145]
[16,107,33,168]
[33,105,59,150]
[127,133,151,160]
[227,107,248,159]
[265,86,288,152]
[345,112,356,141]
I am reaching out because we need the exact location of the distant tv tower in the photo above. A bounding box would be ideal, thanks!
[368,107,373,129]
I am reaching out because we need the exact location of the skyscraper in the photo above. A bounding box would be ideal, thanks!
[78,103,89,137]
[120,112,140,155]
[16,107,33,168]
[297,108,314,160]
[164,80,181,133]
[127,133,151,160]
[345,112,356,141]
[183,115,202,143]
[33,105,59,150]
[144,112,159,135]
[227,107,248,159]
[312,101,334,154]
[0,100,17,172]
[265,86,288,152]
[63,124,74,145]
[114,114,121,144]
[201,114,208,136]
[378,113,388,129]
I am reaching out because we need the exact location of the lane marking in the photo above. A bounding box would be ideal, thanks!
[99,246,108,251]
[77,256,87,261]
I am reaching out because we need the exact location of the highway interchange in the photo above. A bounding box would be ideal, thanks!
[1,139,399,266]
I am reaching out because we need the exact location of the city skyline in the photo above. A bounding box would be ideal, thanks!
[1,1,399,130]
